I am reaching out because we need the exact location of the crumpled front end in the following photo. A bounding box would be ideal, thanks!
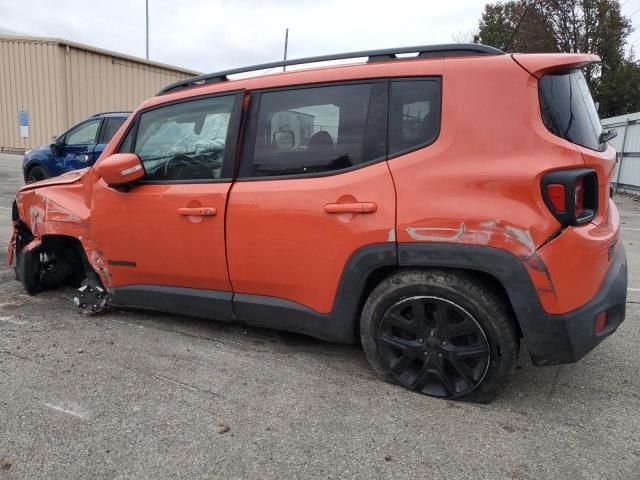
[7,169,111,297]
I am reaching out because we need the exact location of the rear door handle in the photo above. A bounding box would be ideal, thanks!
[324,202,377,214]
[177,207,217,217]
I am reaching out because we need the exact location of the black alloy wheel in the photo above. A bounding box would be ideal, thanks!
[378,295,490,398]
[361,270,519,403]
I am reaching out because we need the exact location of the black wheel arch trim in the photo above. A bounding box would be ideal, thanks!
[398,242,627,366]
[398,242,543,321]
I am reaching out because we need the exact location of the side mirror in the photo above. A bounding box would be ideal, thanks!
[95,153,145,187]
[50,143,63,156]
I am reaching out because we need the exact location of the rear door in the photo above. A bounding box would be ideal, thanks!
[94,116,127,164]
[90,92,243,320]
[227,81,396,314]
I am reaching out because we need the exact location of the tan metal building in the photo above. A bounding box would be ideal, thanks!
[0,35,200,152]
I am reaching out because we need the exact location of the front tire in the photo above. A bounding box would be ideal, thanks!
[25,165,49,183]
[360,269,518,403]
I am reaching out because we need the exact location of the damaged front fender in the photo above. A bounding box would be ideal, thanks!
[8,168,111,295]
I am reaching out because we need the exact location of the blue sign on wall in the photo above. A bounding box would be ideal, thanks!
[18,110,29,138]
[18,111,28,127]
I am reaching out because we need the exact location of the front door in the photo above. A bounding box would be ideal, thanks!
[90,93,243,320]
[227,82,396,314]
[59,118,101,172]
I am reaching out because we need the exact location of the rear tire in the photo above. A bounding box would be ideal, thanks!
[360,269,518,403]
[26,165,49,183]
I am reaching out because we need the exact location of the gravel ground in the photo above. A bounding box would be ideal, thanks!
[0,153,639,479]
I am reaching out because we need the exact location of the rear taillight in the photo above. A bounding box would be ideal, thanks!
[541,169,598,226]
[546,184,566,212]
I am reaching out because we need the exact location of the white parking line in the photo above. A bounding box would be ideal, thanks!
[0,316,27,325]
[629,288,640,292]
[152,374,199,392]
[43,402,87,419]
[622,227,640,231]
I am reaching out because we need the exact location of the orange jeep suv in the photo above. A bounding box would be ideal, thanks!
[7,44,627,402]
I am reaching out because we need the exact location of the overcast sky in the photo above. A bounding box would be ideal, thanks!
[1,0,640,74]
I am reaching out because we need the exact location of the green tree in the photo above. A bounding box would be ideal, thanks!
[475,0,640,118]
[476,1,557,53]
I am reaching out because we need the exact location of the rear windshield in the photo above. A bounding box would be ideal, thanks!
[539,69,603,151]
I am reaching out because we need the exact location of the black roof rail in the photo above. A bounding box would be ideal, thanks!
[158,43,504,95]
[90,111,131,117]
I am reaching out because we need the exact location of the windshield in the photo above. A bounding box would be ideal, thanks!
[539,69,604,151]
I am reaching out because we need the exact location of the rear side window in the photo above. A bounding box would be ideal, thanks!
[99,117,126,144]
[539,70,603,151]
[388,79,441,156]
[240,82,387,178]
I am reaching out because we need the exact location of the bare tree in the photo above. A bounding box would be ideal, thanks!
[451,30,478,44]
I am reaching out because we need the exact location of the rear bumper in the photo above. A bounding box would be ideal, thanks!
[525,243,627,366]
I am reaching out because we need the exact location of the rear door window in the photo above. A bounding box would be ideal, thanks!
[99,117,126,144]
[388,79,441,156]
[239,82,387,178]
[539,70,603,151]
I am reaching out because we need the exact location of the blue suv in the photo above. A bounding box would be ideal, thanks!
[23,112,130,183]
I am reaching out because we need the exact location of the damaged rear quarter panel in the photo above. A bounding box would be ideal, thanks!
[13,169,112,290]
[388,56,587,315]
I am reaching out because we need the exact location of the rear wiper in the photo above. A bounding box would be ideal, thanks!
[599,129,618,144]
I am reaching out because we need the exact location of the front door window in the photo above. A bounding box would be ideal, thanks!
[64,119,100,146]
[124,95,236,181]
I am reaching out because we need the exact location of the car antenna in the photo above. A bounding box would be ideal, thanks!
[503,1,532,52]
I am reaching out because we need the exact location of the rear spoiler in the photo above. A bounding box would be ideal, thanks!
[512,53,601,79]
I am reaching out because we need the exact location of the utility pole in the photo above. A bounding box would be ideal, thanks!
[283,28,289,71]
[145,0,149,60]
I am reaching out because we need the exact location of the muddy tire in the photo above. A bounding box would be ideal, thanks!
[360,269,519,403]
[14,238,84,295]
[15,247,42,295]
